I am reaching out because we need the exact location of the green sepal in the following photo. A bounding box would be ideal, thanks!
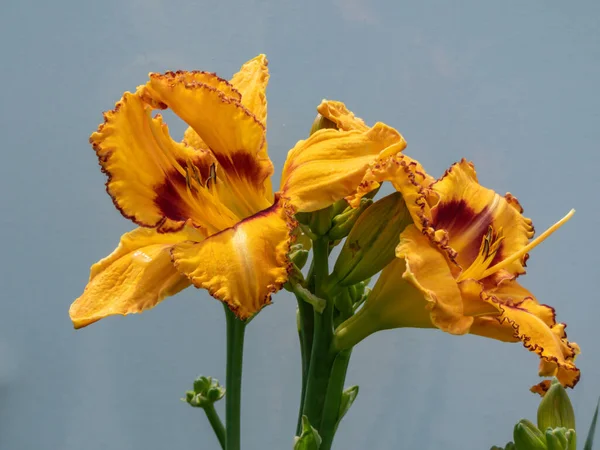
[514,419,547,450]
[584,399,600,450]
[537,378,576,431]
[337,385,359,426]
[294,415,322,450]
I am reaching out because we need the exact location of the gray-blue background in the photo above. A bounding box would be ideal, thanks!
[1,1,598,449]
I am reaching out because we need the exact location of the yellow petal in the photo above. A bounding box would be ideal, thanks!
[346,153,436,229]
[146,71,265,162]
[430,159,534,276]
[396,225,473,334]
[230,54,269,127]
[229,55,274,203]
[70,226,206,329]
[172,69,242,151]
[473,283,580,388]
[316,100,369,132]
[146,72,274,217]
[281,123,406,212]
[171,197,296,319]
[91,90,239,233]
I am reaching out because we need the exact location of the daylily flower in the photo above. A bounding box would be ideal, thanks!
[334,158,580,390]
[70,55,406,328]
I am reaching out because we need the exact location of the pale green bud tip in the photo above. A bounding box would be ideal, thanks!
[537,378,576,431]
[514,419,547,450]
[310,113,338,135]
[545,427,576,450]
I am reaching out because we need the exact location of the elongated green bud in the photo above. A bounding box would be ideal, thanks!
[329,192,412,288]
[514,419,547,450]
[538,378,576,432]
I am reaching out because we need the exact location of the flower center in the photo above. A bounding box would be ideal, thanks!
[456,225,504,282]
[479,209,574,279]
[457,209,575,282]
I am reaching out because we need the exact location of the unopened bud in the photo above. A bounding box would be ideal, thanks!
[310,113,338,135]
[330,192,412,287]
[545,427,576,450]
[290,248,309,270]
[328,198,373,240]
[538,378,576,431]
[513,419,547,450]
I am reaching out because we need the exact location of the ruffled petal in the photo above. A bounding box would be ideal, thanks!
[346,153,436,228]
[230,54,269,127]
[334,229,469,350]
[280,123,406,212]
[91,90,239,233]
[70,226,206,329]
[471,281,580,389]
[171,197,296,319]
[430,160,534,275]
[316,100,369,132]
[173,69,242,150]
[229,55,274,203]
[396,225,473,334]
[146,71,274,218]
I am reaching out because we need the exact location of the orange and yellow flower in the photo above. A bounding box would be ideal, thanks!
[70,55,406,328]
[334,158,579,391]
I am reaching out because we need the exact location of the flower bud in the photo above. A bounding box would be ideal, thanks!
[294,416,322,450]
[537,378,576,432]
[513,419,547,450]
[545,427,576,450]
[290,248,309,270]
[329,192,412,287]
[328,198,373,240]
[310,113,337,135]
[184,376,225,408]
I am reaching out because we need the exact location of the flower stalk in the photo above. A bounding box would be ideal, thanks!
[224,305,247,450]
[203,403,226,450]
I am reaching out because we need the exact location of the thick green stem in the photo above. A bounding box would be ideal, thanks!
[295,293,313,435]
[302,238,336,430]
[224,305,246,450]
[319,349,352,450]
[203,403,226,450]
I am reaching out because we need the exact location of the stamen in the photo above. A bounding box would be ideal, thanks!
[480,209,575,279]
[206,163,217,189]
[457,226,504,282]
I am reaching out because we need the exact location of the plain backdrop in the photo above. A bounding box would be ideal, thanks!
[0,1,598,449]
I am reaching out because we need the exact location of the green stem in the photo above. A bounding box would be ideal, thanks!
[302,238,336,430]
[295,294,313,435]
[203,403,226,450]
[319,349,352,450]
[224,305,246,450]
